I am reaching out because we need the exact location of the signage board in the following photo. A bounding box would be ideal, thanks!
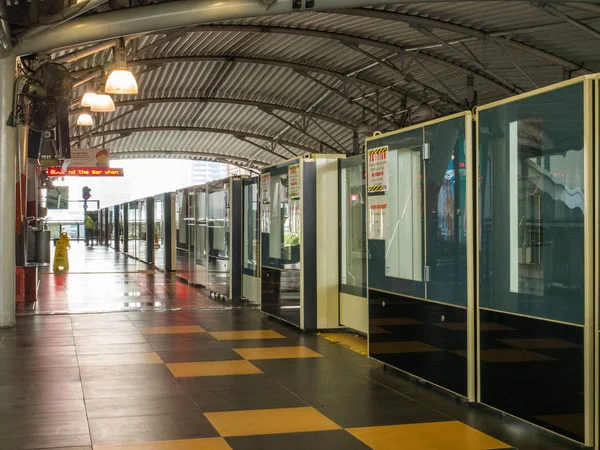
[47,167,124,177]
[68,148,110,168]
[367,146,388,192]
[288,163,300,199]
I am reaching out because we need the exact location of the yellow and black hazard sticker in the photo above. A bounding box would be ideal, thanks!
[368,185,385,192]
[368,146,388,159]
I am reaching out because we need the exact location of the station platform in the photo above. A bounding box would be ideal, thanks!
[2,245,581,449]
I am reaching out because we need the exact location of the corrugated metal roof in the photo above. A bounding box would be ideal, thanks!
[52,1,600,169]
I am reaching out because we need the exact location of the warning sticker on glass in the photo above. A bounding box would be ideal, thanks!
[288,163,300,199]
[367,146,388,192]
[368,196,388,240]
[261,173,270,203]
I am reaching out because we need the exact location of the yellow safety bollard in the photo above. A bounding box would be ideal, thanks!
[53,232,71,272]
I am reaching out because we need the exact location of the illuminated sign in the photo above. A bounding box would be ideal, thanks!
[47,167,124,177]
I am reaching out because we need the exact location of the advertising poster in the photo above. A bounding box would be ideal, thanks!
[69,148,110,168]
[368,195,388,240]
[367,146,388,192]
[261,203,271,233]
[288,163,300,199]
[261,173,270,203]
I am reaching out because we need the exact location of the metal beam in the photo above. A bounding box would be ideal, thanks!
[537,2,600,40]
[234,136,290,160]
[413,25,523,93]
[85,126,320,155]
[69,55,426,108]
[259,107,344,154]
[69,97,355,130]
[334,8,589,72]
[183,24,515,95]
[111,150,265,172]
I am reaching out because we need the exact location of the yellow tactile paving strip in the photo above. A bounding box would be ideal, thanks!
[139,325,206,334]
[166,360,263,377]
[369,341,440,354]
[318,332,367,355]
[209,330,285,340]
[347,421,512,450]
[234,346,323,360]
[94,437,232,450]
[77,352,163,366]
[205,407,341,437]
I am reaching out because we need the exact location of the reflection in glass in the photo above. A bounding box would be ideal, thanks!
[207,180,230,296]
[154,196,164,270]
[139,199,147,262]
[478,83,586,442]
[243,179,259,276]
[339,156,366,297]
[261,162,301,326]
[194,186,208,286]
[479,83,585,324]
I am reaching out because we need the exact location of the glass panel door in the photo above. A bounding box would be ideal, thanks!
[194,185,208,286]
[207,180,230,297]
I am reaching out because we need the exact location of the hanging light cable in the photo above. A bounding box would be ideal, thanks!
[105,39,138,95]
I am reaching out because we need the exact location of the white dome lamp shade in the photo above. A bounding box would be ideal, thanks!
[105,68,138,95]
[90,83,116,113]
[105,38,138,95]
[80,92,97,108]
[76,112,94,127]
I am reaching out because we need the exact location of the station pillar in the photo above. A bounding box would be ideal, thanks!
[0,54,17,328]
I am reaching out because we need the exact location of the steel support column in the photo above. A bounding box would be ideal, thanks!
[0,55,17,328]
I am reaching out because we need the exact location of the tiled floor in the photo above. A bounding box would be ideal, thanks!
[1,245,582,450]
[20,243,227,314]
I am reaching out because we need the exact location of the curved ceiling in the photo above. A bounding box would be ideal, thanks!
[35,1,600,169]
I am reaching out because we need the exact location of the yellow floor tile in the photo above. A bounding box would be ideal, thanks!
[140,325,206,334]
[77,352,163,366]
[166,360,263,377]
[94,437,232,450]
[370,318,422,326]
[209,330,285,340]
[452,348,554,363]
[369,341,440,354]
[535,413,585,437]
[234,346,323,360]
[498,338,579,349]
[319,332,367,355]
[205,407,341,437]
[347,421,511,450]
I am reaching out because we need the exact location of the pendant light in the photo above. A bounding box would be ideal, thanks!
[81,92,97,108]
[105,39,138,95]
[91,84,115,112]
[77,111,94,126]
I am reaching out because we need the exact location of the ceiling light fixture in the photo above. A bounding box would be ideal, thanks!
[81,92,97,108]
[90,84,115,112]
[77,112,94,127]
[105,39,138,95]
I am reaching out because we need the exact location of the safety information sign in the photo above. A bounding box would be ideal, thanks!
[288,164,300,199]
[368,195,388,240]
[261,173,270,203]
[367,146,388,192]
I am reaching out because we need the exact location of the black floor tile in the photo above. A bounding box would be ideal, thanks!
[189,381,307,412]
[178,374,273,394]
[0,411,90,450]
[226,430,371,450]
[0,346,77,358]
[89,411,218,444]
[0,398,86,418]
[0,381,84,404]
[0,366,81,383]
[82,376,185,399]
[79,363,174,382]
[0,336,75,347]
[157,348,243,363]
[75,342,154,355]
[85,393,201,419]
